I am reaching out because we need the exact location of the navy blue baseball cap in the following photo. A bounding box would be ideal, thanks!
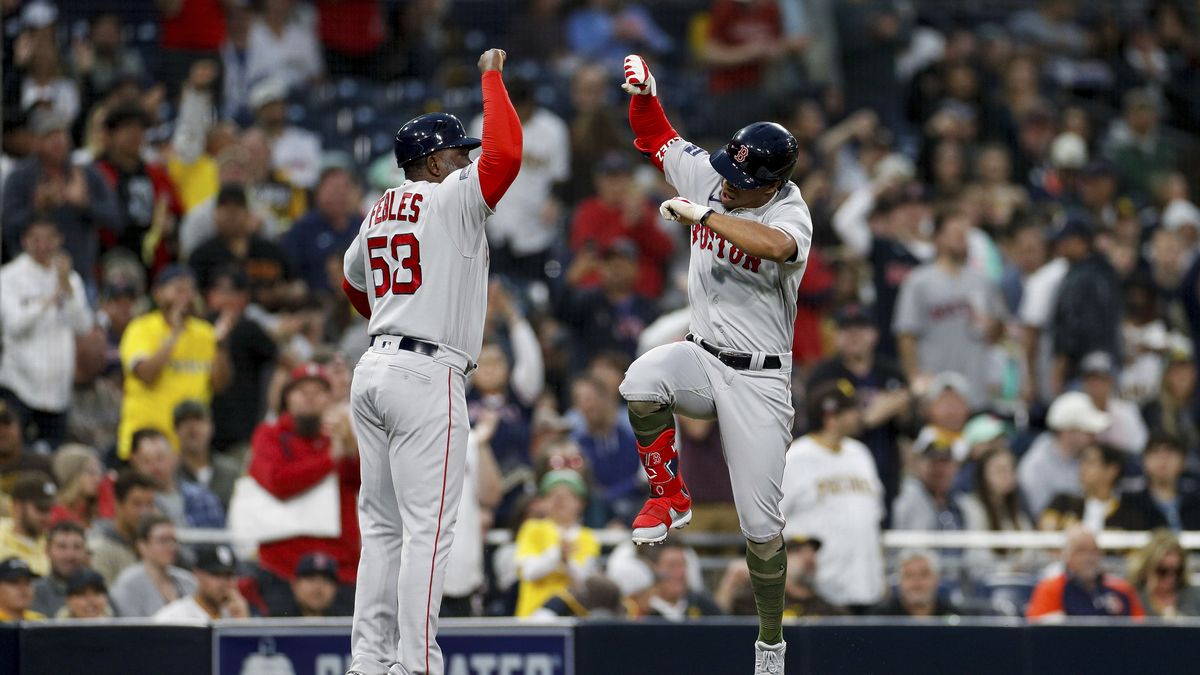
[0,557,40,582]
[295,552,339,581]
[709,121,799,190]
[835,304,876,328]
[153,264,195,288]
[1048,212,1095,243]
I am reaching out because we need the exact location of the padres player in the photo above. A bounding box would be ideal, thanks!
[341,49,522,675]
[618,55,810,673]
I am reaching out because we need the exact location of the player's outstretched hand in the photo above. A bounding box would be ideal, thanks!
[622,54,656,96]
[660,197,712,226]
[478,48,506,73]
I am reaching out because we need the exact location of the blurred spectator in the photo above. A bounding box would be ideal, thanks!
[0,557,45,621]
[568,375,642,525]
[781,380,885,610]
[109,514,197,617]
[921,373,972,446]
[1078,351,1148,455]
[71,12,147,111]
[129,428,225,529]
[20,38,80,125]
[506,0,568,64]
[89,471,157,585]
[220,5,253,118]
[2,110,119,284]
[158,0,228,98]
[893,428,970,531]
[249,79,322,189]
[0,472,55,575]
[173,401,238,510]
[314,0,386,77]
[531,574,625,620]
[1141,348,1200,455]
[168,60,229,213]
[59,569,112,619]
[1104,89,1177,202]
[0,108,33,186]
[1018,236,1069,404]
[515,470,599,617]
[1129,531,1200,618]
[443,424,502,618]
[835,0,910,134]
[1049,215,1122,393]
[48,444,109,529]
[282,167,362,293]
[0,218,92,450]
[1040,442,1162,531]
[676,417,737,535]
[560,239,659,369]
[963,446,1032,534]
[871,549,963,617]
[564,64,627,206]
[566,0,671,67]
[1019,391,1110,517]
[246,0,324,91]
[699,0,802,131]
[469,78,569,282]
[117,265,233,459]
[203,267,279,453]
[953,413,1007,495]
[154,543,250,621]
[467,344,535,524]
[782,536,843,618]
[31,521,88,616]
[1008,0,1088,57]
[94,103,183,272]
[1027,526,1144,619]
[177,128,307,259]
[189,184,292,295]
[569,152,674,298]
[894,210,1007,407]
[605,547,655,618]
[808,304,911,516]
[0,401,52,496]
[248,364,360,609]
[832,177,931,357]
[271,552,344,617]
[1121,435,1200,532]
[644,542,722,620]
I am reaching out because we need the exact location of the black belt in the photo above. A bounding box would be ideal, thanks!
[686,333,782,370]
[370,335,439,358]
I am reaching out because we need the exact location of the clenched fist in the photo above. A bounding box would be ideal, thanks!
[622,54,657,96]
[478,48,507,73]
[660,197,712,226]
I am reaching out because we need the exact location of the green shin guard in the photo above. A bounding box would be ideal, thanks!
[626,400,675,446]
[746,535,787,645]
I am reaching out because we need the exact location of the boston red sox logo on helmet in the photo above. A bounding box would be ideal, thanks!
[734,145,750,163]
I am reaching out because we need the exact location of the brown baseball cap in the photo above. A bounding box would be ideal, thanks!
[11,472,56,509]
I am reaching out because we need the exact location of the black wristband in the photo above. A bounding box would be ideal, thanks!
[699,209,713,227]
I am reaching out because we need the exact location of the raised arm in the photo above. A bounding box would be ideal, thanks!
[623,55,681,172]
[476,49,523,209]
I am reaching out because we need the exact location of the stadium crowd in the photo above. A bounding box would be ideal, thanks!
[2,0,1200,623]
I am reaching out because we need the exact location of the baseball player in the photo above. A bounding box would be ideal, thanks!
[340,49,522,675]
[617,55,811,674]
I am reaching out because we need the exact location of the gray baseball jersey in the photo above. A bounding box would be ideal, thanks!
[619,139,812,544]
[343,162,492,362]
[344,162,491,675]
[892,262,1007,407]
[662,141,813,354]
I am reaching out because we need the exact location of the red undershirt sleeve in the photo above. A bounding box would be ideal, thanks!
[342,277,372,319]
[629,94,681,171]
[476,70,523,209]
